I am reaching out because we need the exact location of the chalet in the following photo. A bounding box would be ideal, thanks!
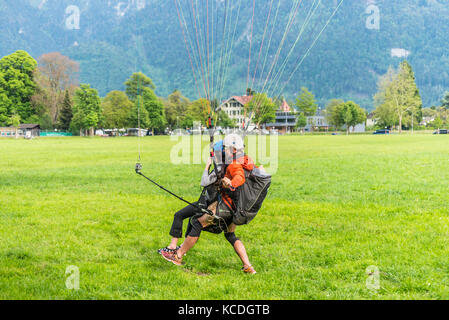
[220,91,332,133]
[220,90,253,127]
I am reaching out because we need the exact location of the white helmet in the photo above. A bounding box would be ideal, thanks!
[223,134,244,150]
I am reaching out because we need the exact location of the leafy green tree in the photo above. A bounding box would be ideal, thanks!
[0,50,38,122]
[9,113,21,139]
[124,72,165,134]
[341,101,367,134]
[325,99,345,130]
[39,113,53,131]
[295,112,307,133]
[433,116,444,130]
[343,107,353,135]
[128,93,150,130]
[374,67,397,129]
[374,103,396,129]
[374,61,422,133]
[245,93,276,128]
[102,91,133,129]
[58,90,73,131]
[164,90,190,129]
[217,110,235,128]
[125,72,156,102]
[295,87,318,117]
[180,114,194,129]
[144,88,166,134]
[187,99,210,126]
[70,84,102,136]
[34,52,79,126]
[0,72,12,126]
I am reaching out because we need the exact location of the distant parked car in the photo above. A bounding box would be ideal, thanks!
[373,129,391,135]
[433,129,448,134]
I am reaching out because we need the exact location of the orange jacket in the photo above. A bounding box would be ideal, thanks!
[222,155,255,210]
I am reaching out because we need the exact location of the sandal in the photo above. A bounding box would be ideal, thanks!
[157,246,181,255]
[242,265,257,274]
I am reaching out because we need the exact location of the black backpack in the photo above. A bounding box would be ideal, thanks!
[232,167,271,225]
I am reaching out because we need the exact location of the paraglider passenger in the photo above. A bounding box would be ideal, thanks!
[161,134,257,274]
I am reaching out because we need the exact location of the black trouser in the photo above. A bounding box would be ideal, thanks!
[169,202,199,238]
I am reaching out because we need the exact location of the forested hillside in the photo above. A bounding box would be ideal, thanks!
[1,0,448,109]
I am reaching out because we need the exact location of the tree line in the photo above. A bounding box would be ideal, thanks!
[296,60,448,134]
[0,50,237,136]
[0,49,318,135]
[371,60,449,132]
[290,87,366,134]
[1,50,443,136]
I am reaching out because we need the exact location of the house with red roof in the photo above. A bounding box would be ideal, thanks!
[220,89,254,128]
[265,100,297,134]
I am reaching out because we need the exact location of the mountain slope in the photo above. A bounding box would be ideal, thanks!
[1,0,448,109]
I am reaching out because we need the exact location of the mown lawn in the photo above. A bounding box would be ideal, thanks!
[0,134,449,300]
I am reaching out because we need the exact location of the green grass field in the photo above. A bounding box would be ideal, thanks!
[1,135,449,300]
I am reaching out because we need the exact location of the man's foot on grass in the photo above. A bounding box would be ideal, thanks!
[161,250,184,266]
[157,246,180,255]
[242,265,257,274]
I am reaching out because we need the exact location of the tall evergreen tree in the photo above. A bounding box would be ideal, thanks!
[58,90,73,131]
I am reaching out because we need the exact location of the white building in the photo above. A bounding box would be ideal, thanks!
[220,94,253,127]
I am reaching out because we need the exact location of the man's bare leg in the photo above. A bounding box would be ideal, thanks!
[168,238,179,250]
[234,241,251,268]
[227,223,252,268]
[176,236,198,257]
